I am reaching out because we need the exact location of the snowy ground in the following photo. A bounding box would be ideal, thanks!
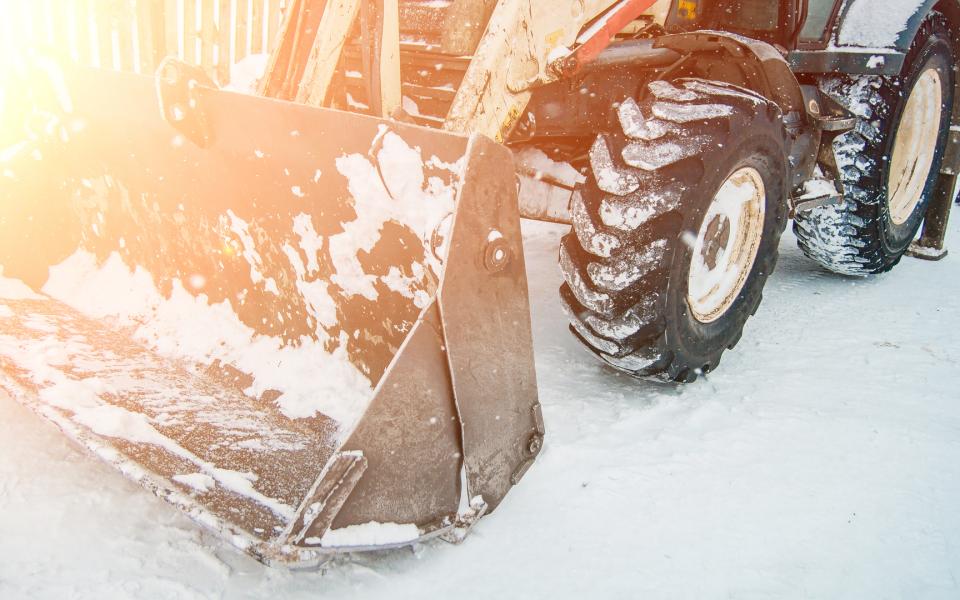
[2,218,959,599]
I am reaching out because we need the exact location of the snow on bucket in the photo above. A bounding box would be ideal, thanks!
[0,64,540,565]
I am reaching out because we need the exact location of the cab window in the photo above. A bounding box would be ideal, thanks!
[800,0,838,42]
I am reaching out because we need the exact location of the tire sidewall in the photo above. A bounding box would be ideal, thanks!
[662,134,786,374]
[879,29,955,253]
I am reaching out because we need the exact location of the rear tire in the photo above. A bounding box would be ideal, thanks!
[793,14,955,275]
[559,80,788,382]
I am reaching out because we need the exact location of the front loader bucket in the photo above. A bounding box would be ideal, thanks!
[0,60,541,566]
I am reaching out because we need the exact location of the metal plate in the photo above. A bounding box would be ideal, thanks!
[439,135,542,511]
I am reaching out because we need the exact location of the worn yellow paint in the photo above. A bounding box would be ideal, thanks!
[545,28,564,48]
[496,105,525,142]
[445,0,622,140]
[677,0,698,20]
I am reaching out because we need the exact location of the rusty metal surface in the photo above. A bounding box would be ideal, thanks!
[286,452,368,545]
[0,64,471,562]
[0,63,543,563]
[0,295,338,549]
[438,135,542,511]
[0,65,468,386]
[328,304,463,535]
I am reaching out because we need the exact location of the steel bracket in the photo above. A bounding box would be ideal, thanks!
[438,134,542,513]
[907,171,955,262]
[439,496,489,545]
[940,128,960,177]
[285,452,368,546]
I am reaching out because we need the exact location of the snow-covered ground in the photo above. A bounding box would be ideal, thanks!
[2,218,959,599]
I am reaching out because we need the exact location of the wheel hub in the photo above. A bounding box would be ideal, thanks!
[687,167,766,324]
[701,214,732,270]
[887,66,943,225]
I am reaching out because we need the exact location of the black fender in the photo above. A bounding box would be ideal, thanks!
[517,32,807,145]
[654,31,806,120]
[653,31,817,189]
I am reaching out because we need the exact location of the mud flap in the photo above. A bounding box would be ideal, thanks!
[0,63,540,565]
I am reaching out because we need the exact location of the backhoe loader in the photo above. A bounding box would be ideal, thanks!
[0,0,957,566]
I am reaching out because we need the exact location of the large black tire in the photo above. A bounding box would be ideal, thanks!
[794,14,956,275]
[559,79,788,382]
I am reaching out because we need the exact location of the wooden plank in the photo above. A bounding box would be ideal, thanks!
[33,0,52,44]
[16,0,33,43]
[0,1,16,61]
[200,0,216,76]
[251,0,264,54]
[4,1,28,57]
[402,83,457,103]
[235,0,250,62]
[266,0,282,53]
[378,0,401,117]
[70,0,94,65]
[23,0,45,58]
[164,0,179,59]
[116,1,135,72]
[137,0,159,73]
[184,0,198,63]
[94,0,116,69]
[216,0,233,84]
[297,0,362,107]
[43,0,69,58]
[256,0,302,98]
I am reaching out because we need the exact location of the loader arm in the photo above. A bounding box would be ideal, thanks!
[263,0,659,141]
[445,0,657,140]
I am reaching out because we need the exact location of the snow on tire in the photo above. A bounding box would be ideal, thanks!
[793,15,955,275]
[559,79,788,382]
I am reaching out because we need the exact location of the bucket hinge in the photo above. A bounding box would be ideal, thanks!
[156,57,216,148]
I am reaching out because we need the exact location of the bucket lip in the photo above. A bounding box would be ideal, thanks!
[1,371,458,566]
[262,522,456,567]
[0,374,265,549]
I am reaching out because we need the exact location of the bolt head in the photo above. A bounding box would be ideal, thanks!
[483,238,511,273]
[527,433,543,455]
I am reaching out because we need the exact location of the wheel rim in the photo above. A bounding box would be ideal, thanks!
[887,66,943,225]
[687,167,766,324]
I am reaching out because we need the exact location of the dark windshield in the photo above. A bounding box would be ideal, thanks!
[716,0,781,31]
[800,0,838,41]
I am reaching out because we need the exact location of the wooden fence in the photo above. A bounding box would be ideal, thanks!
[0,0,286,85]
